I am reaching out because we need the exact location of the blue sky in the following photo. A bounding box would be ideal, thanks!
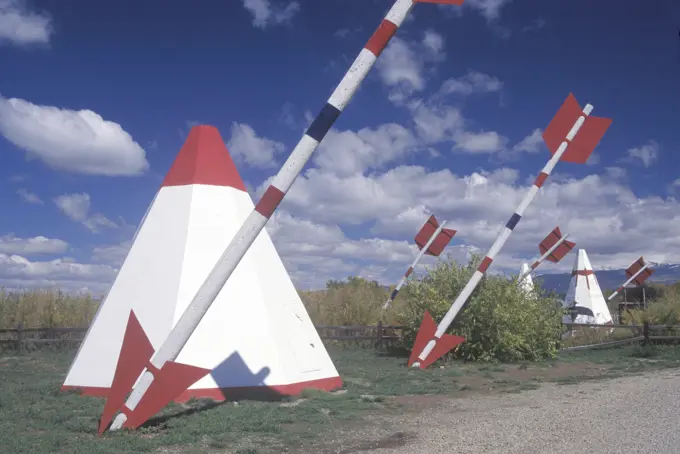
[0,0,679,293]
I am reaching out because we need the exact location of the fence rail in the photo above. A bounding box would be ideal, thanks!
[0,322,408,352]
[2,321,680,353]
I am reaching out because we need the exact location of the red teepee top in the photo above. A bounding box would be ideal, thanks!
[161,125,246,191]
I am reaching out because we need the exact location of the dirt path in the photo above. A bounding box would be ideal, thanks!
[315,368,680,454]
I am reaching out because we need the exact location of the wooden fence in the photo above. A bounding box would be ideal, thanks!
[0,322,407,352]
[2,321,680,353]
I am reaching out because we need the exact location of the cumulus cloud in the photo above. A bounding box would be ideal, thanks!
[622,140,660,168]
[16,187,43,204]
[0,234,68,255]
[53,193,117,232]
[440,70,503,97]
[227,122,285,169]
[464,0,513,22]
[242,0,299,29]
[251,129,679,288]
[375,31,447,104]
[0,253,117,294]
[0,0,53,46]
[91,240,132,267]
[0,95,149,176]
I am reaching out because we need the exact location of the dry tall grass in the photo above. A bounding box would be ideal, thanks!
[0,289,99,329]
[0,279,398,329]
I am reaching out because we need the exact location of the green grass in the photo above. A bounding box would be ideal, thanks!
[2,344,680,453]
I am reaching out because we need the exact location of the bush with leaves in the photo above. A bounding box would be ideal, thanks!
[396,254,564,362]
[622,285,680,335]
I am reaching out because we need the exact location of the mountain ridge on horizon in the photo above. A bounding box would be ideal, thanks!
[534,262,680,295]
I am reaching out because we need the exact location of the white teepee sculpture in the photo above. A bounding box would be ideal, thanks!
[62,125,342,402]
[518,262,534,293]
[562,249,613,325]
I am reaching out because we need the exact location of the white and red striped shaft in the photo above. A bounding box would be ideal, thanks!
[412,104,595,367]
[607,263,650,301]
[383,221,446,310]
[109,0,464,431]
[517,233,571,285]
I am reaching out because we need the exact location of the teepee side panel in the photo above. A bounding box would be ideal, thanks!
[62,187,192,391]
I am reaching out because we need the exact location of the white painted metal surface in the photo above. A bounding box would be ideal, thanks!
[563,249,613,325]
[63,183,339,392]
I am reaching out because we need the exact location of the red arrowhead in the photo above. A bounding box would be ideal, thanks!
[408,311,465,369]
[98,311,155,434]
[122,360,211,430]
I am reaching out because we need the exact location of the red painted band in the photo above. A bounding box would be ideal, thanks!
[534,172,549,188]
[365,19,398,57]
[405,267,414,278]
[477,256,493,274]
[255,185,285,219]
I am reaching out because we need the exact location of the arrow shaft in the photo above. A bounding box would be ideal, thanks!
[517,233,570,284]
[607,263,649,301]
[109,0,421,431]
[383,221,446,310]
[415,105,594,365]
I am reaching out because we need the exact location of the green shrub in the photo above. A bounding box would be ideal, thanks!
[395,254,563,362]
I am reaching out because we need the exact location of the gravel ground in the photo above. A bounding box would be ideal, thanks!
[322,368,680,454]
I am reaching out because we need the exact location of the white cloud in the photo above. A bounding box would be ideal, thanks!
[464,0,513,22]
[242,0,299,29]
[313,123,420,176]
[512,128,542,153]
[0,95,149,176]
[623,140,660,168]
[522,17,546,33]
[54,193,117,232]
[375,31,446,103]
[440,70,503,96]
[0,234,67,255]
[91,240,132,267]
[16,187,43,204]
[454,130,507,153]
[0,0,53,46]
[252,137,680,288]
[0,253,117,294]
[227,122,285,169]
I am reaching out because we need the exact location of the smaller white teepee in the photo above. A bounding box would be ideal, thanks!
[562,249,613,325]
[518,263,534,293]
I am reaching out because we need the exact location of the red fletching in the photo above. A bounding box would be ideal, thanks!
[542,93,612,164]
[415,215,439,249]
[408,311,465,369]
[98,311,155,435]
[414,216,456,257]
[427,228,457,256]
[538,227,576,263]
[625,257,655,286]
[123,361,211,430]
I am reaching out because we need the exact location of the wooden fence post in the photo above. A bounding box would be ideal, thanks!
[16,322,23,353]
[376,320,384,349]
[643,321,650,346]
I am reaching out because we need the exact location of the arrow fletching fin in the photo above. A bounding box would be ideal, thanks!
[122,360,211,430]
[414,215,439,250]
[543,93,612,164]
[626,257,655,285]
[538,227,575,263]
[98,310,155,434]
[427,228,457,257]
[407,311,465,369]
